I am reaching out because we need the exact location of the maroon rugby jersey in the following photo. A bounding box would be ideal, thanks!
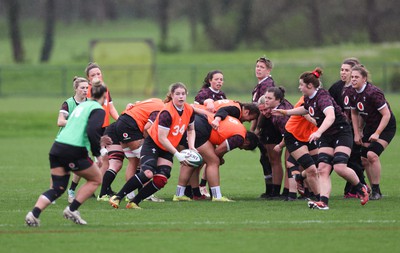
[194,87,227,104]
[349,82,392,130]
[303,88,348,136]
[271,99,293,135]
[252,76,275,103]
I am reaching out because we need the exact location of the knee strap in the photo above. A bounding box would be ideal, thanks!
[318,152,333,165]
[108,150,125,161]
[297,154,315,170]
[367,142,385,157]
[42,174,70,201]
[123,146,142,158]
[287,166,299,178]
[157,165,171,179]
[333,152,349,165]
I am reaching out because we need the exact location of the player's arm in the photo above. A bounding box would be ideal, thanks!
[57,112,68,127]
[215,135,244,158]
[57,102,69,127]
[309,107,335,142]
[87,109,106,157]
[109,102,119,121]
[371,105,391,142]
[186,122,196,150]
[273,106,308,116]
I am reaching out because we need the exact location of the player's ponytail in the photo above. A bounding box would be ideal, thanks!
[300,67,323,88]
[91,78,107,100]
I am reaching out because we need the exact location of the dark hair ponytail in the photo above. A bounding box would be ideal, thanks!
[91,78,107,99]
[300,67,323,88]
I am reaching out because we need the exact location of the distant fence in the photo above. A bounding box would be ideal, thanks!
[0,62,399,98]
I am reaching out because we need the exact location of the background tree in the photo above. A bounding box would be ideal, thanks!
[5,0,24,63]
[307,0,323,46]
[40,0,56,62]
[158,0,171,51]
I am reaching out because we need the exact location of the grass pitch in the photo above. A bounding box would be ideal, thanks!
[0,97,399,253]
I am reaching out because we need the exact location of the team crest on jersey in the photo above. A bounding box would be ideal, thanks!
[123,133,128,138]
[344,96,349,106]
[308,106,315,116]
[357,102,364,111]
[69,163,76,169]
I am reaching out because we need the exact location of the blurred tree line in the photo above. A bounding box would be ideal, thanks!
[1,0,399,63]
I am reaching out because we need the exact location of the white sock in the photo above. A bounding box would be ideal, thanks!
[127,191,136,200]
[175,185,186,197]
[210,186,222,199]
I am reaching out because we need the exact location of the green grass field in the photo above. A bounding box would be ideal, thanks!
[0,96,399,253]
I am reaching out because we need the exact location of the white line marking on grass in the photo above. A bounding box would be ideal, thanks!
[110,219,398,226]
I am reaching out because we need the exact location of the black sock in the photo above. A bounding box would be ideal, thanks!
[288,192,297,199]
[320,196,329,205]
[304,188,310,197]
[70,181,78,191]
[281,188,289,196]
[192,187,202,197]
[69,199,82,212]
[200,179,207,187]
[116,174,149,199]
[265,184,273,195]
[344,182,352,194]
[133,182,158,205]
[272,184,281,196]
[99,170,116,196]
[315,194,320,201]
[184,185,193,198]
[371,184,381,194]
[32,207,42,218]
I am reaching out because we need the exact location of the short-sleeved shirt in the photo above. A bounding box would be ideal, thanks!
[329,80,354,121]
[303,88,348,136]
[349,82,393,131]
[194,87,227,104]
[252,76,275,103]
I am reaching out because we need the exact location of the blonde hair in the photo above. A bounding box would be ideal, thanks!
[257,95,266,105]
[72,76,88,89]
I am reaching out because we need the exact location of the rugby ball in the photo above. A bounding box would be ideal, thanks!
[180,149,203,168]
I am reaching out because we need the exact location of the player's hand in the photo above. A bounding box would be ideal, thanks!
[271,108,284,117]
[273,144,282,152]
[174,151,189,166]
[211,119,220,130]
[308,131,321,142]
[369,132,379,142]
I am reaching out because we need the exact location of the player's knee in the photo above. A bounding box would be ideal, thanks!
[153,175,168,189]
[367,142,384,159]
[287,166,299,178]
[367,151,379,164]
[297,154,315,169]
[306,166,318,178]
[332,152,349,165]
[318,152,333,165]
[142,169,154,179]
[43,175,70,201]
